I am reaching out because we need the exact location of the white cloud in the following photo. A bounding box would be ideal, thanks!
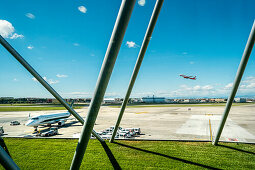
[73,43,80,46]
[243,76,255,84]
[134,77,255,98]
[69,92,90,95]
[202,85,213,90]
[126,41,139,48]
[56,74,68,78]
[193,85,201,90]
[0,20,24,39]
[182,52,188,55]
[238,77,255,91]
[170,84,216,97]
[27,45,34,50]
[0,20,14,38]
[13,78,18,82]
[63,92,92,97]
[132,86,216,98]
[32,76,59,84]
[48,79,59,84]
[246,83,255,88]
[25,13,35,19]
[190,61,194,64]
[78,6,87,13]
[240,84,246,88]
[10,33,24,39]
[32,77,46,81]
[138,0,146,6]
[225,83,233,89]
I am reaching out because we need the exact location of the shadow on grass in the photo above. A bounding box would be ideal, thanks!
[113,142,220,170]
[100,141,121,170]
[218,144,255,155]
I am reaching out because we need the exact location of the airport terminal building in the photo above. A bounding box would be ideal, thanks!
[142,97,166,103]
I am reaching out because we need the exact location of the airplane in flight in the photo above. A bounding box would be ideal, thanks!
[180,74,197,80]
[25,101,75,131]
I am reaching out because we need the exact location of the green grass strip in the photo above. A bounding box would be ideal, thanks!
[1,138,254,169]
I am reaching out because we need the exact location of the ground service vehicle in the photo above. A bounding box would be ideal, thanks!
[122,128,136,136]
[40,127,58,137]
[10,121,20,126]
[134,128,141,135]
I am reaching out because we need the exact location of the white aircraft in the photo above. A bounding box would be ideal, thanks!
[25,101,74,131]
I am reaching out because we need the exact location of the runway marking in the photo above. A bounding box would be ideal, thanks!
[135,112,149,114]
[73,133,81,138]
[209,119,212,141]
[176,114,255,142]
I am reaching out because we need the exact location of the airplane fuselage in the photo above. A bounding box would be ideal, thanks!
[180,74,196,80]
[25,112,71,127]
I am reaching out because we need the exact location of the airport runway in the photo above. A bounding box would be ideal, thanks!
[0,104,254,143]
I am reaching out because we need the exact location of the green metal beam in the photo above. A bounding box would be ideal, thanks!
[70,0,136,169]
[0,146,20,170]
[109,0,164,143]
[213,20,255,145]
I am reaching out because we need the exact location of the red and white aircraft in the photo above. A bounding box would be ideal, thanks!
[180,74,197,80]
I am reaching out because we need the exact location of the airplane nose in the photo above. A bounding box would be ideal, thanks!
[25,120,34,126]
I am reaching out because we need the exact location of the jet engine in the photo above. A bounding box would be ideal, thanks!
[58,121,65,126]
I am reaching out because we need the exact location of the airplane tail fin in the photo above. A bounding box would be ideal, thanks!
[70,100,75,108]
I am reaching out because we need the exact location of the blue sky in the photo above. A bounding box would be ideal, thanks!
[0,0,255,98]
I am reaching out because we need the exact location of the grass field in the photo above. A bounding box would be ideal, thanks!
[1,138,254,169]
[110,103,254,108]
[0,106,83,112]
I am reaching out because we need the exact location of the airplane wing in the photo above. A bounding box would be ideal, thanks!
[40,118,70,125]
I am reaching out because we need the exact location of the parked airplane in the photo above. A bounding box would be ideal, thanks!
[25,101,74,131]
[180,74,196,80]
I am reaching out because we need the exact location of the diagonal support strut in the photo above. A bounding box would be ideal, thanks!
[0,145,20,170]
[213,20,255,145]
[70,0,136,169]
[0,35,104,142]
[110,0,164,143]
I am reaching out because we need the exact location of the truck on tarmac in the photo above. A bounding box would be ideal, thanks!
[40,127,58,137]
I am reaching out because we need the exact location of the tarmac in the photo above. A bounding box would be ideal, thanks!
[0,104,254,143]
